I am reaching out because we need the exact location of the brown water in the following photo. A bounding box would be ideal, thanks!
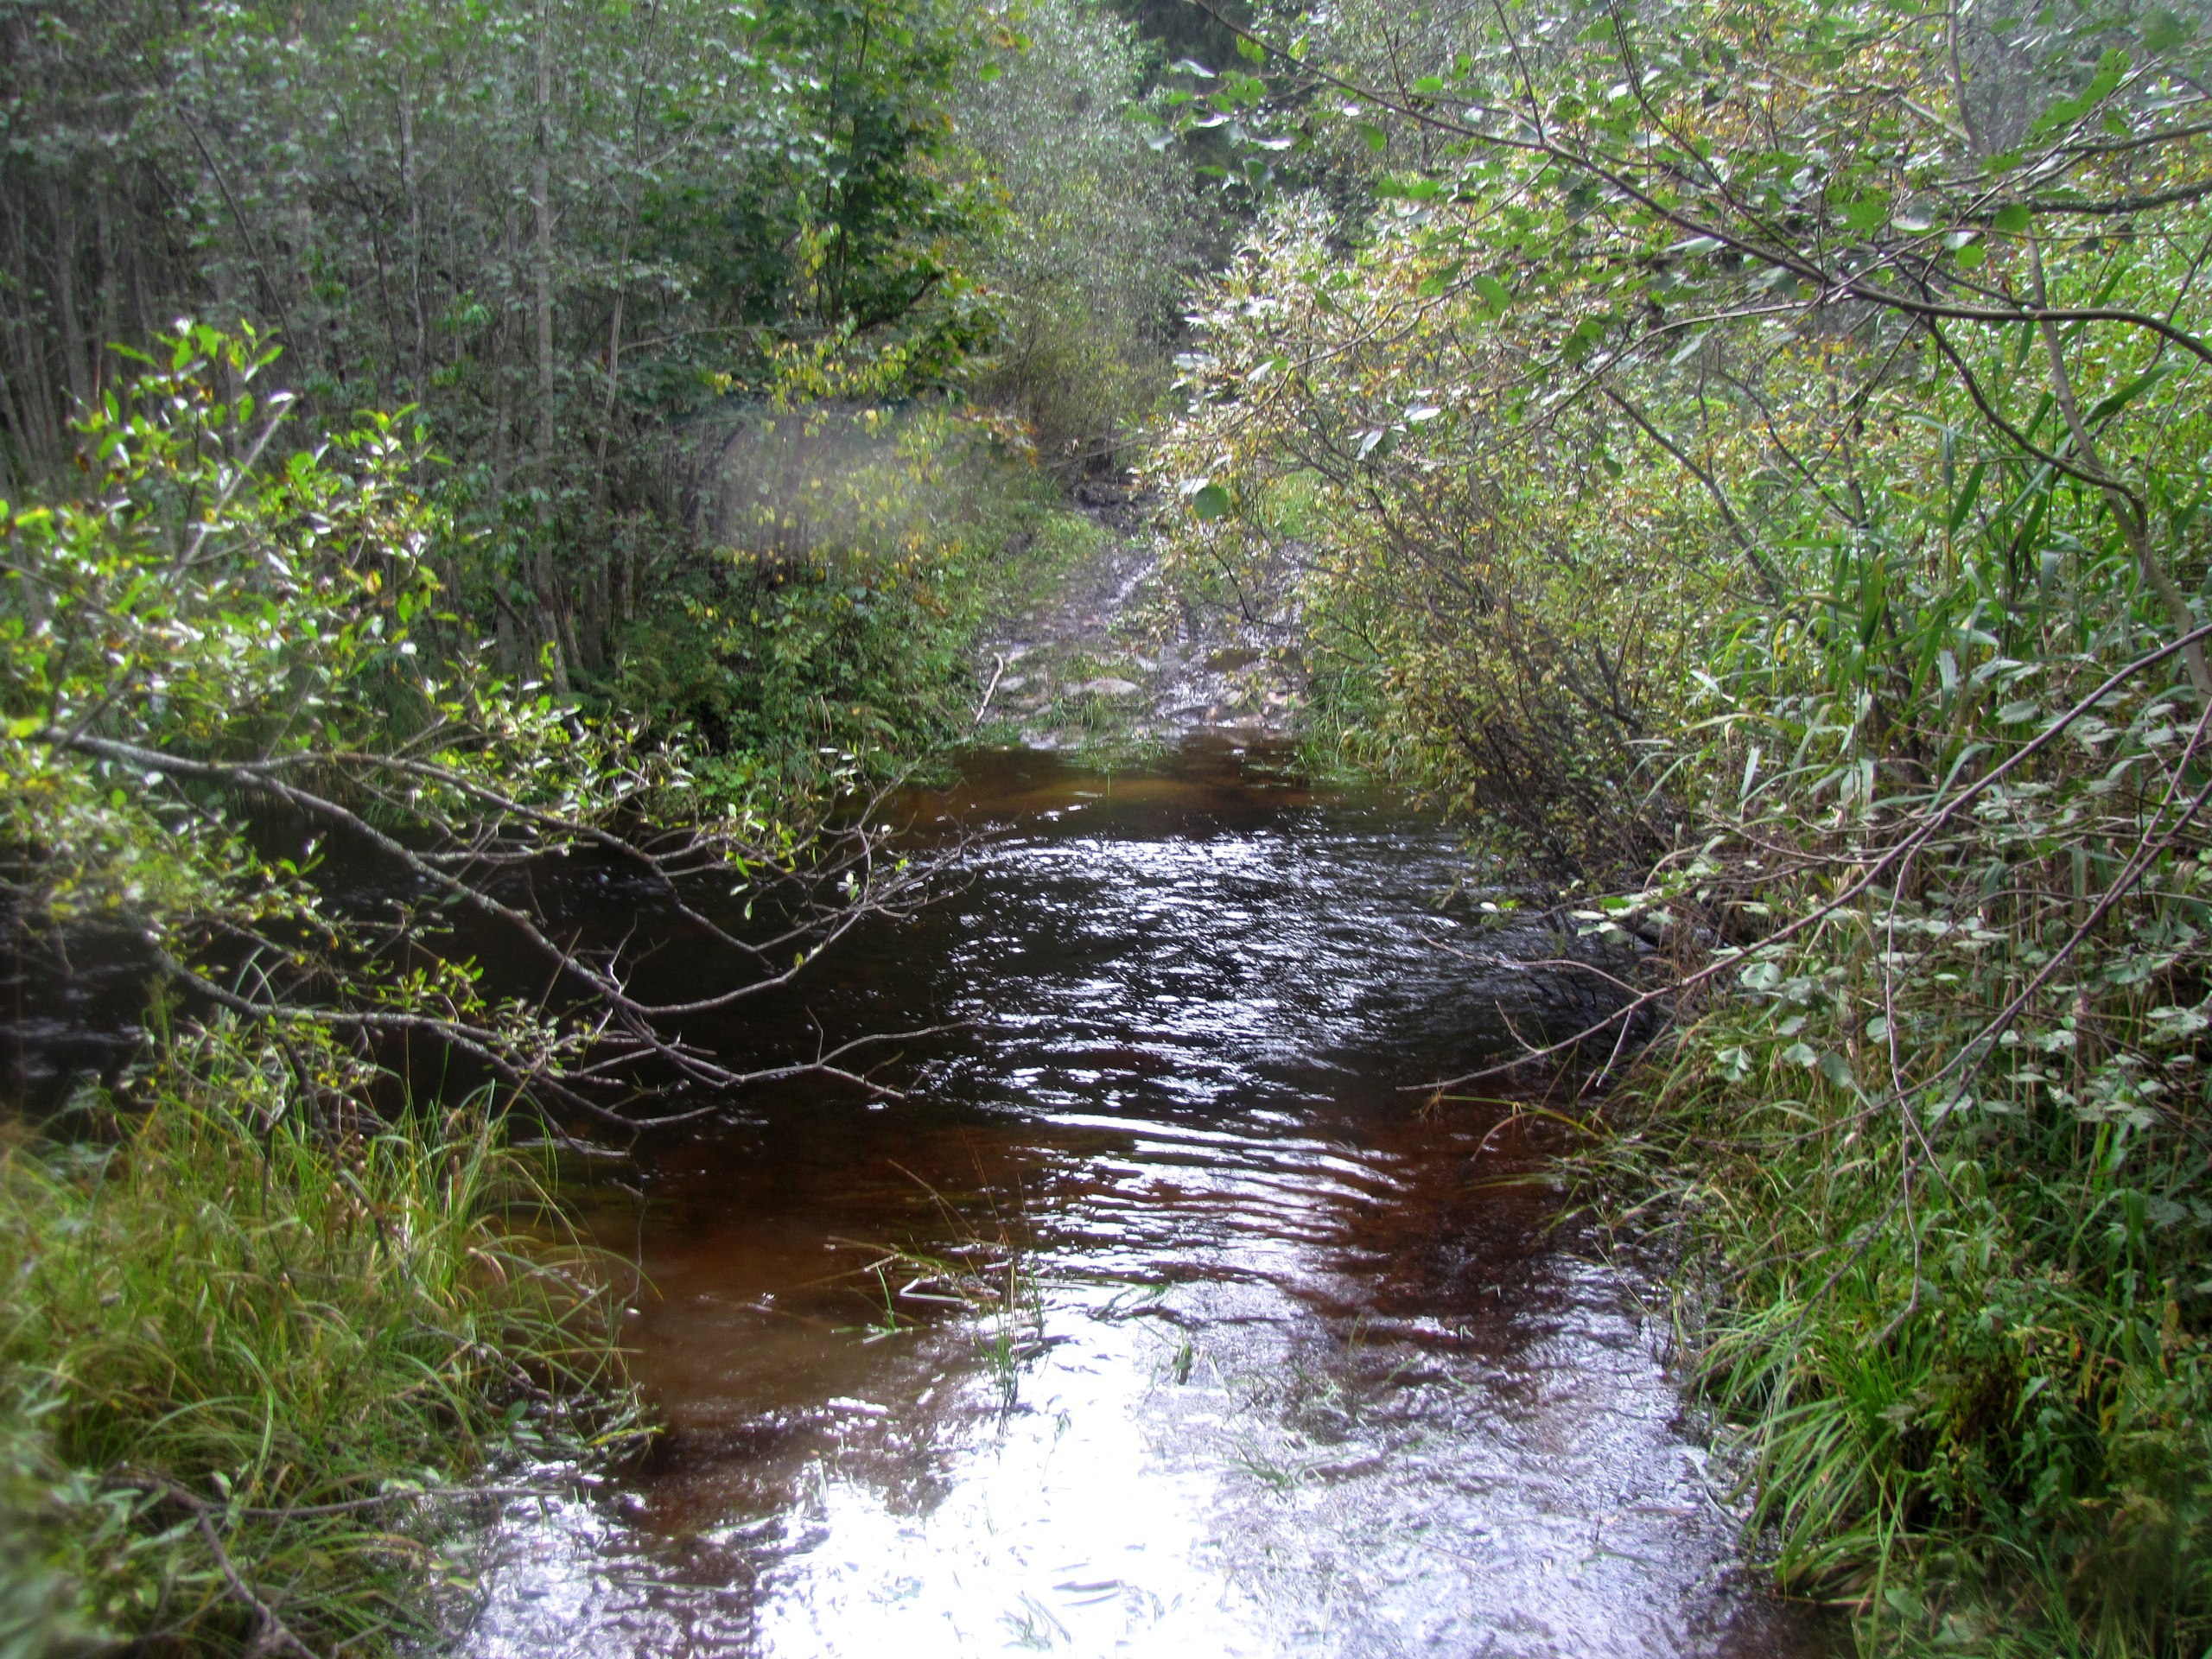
[457,737,1831,1659]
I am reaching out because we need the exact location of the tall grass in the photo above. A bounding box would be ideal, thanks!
[1604,979,2212,1655]
[0,1022,641,1657]
[1560,599,2212,1654]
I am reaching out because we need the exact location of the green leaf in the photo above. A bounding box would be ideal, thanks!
[2084,48,2129,106]
[2031,95,2085,139]
[1191,484,1232,520]
[2083,365,2172,427]
[1562,315,1606,362]
[1947,461,1986,533]
[1841,194,1889,233]
[2145,9,2195,53]
[1472,274,1513,310]
[1236,35,1266,63]
[1992,202,2031,235]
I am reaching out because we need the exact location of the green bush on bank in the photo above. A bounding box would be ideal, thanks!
[1593,814,2212,1651]
[1632,1008,2212,1654]
[0,1023,638,1657]
[1150,0,2212,1643]
[1573,612,2212,1653]
[614,395,1077,776]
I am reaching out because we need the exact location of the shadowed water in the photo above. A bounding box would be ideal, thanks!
[455,738,1831,1658]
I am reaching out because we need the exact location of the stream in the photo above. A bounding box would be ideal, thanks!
[456,736,1834,1658]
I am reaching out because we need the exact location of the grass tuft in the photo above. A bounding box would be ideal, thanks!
[1583,975,2212,1656]
[0,1021,642,1656]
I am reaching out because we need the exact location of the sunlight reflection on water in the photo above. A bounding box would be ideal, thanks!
[454,739,1833,1659]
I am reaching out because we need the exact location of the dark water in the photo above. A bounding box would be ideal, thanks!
[458,738,1830,1658]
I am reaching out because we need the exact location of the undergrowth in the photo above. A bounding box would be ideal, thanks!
[1544,632,2212,1655]
[615,400,1100,784]
[1155,37,2212,1640]
[0,1023,640,1657]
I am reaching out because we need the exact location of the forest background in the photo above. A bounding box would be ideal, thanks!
[6,0,2212,1654]
[0,0,1216,1648]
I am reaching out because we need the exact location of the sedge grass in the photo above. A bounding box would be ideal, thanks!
[0,1023,642,1657]
[1585,985,2212,1658]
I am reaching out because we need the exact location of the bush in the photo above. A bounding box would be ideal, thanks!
[954,0,1205,473]
[618,398,1065,773]
[1153,0,2212,1643]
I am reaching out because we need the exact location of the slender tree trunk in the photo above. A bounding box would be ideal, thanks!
[0,183,56,480]
[489,313,514,503]
[531,0,572,692]
[94,190,122,400]
[583,0,667,665]
[0,315,35,489]
[400,70,429,391]
[126,168,153,348]
[817,3,872,327]
[48,179,90,410]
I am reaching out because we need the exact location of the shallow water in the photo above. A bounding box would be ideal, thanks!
[457,738,1831,1658]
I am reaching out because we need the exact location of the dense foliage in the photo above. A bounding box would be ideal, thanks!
[31,0,2212,1648]
[3,327,939,1125]
[1154,0,2212,1648]
[0,0,1192,719]
[0,0,950,677]
[1,3,1205,1644]
[957,0,1207,467]
[0,330,907,1649]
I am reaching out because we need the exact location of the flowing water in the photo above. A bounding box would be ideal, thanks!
[457,737,1833,1659]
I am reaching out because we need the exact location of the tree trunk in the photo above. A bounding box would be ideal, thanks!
[400,69,428,392]
[531,0,572,693]
[48,179,91,410]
